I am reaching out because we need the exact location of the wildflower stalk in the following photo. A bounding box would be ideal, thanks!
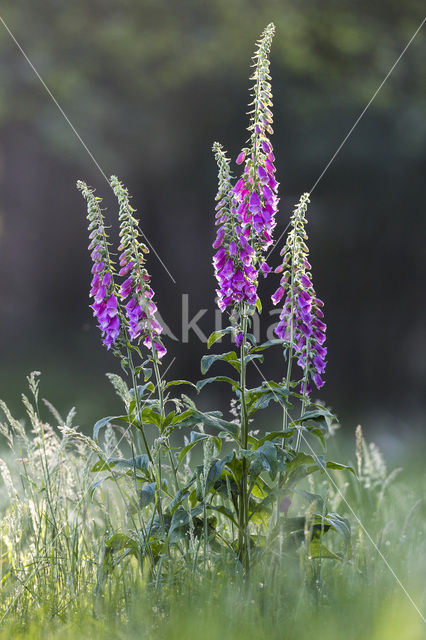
[111,176,172,530]
[272,193,327,449]
[238,305,250,575]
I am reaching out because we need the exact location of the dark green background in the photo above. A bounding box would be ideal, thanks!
[0,1,424,450]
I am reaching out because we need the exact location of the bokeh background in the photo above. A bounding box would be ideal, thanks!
[0,1,425,453]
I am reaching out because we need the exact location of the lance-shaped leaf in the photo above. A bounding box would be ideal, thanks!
[201,352,240,375]
[207,327,234,348]
[93,415,127,440]
[196,376,240,393]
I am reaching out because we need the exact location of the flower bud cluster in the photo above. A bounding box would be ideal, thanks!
[233,23,278,256]
[272,193,327,393]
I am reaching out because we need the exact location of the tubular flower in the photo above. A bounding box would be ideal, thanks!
[110,176,166,359]
[212,143,258,313]
[272,193,327,394]
[78,181,121,350]
[233,23,279,256]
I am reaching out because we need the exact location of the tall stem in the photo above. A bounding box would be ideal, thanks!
[151,346,180,492]
[238,307,250,575]
[126,345,154,465]
[296,338,310,452]
[126,345,166,534]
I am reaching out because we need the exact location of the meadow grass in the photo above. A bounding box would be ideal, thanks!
[0,375,424,639]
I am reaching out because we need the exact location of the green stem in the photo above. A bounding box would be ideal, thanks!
[238,307,250,575]
[126,345,154,465]
[296,339,310,452]
[127,345,166,536]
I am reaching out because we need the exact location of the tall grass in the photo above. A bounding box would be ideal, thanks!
[0,373,424,639]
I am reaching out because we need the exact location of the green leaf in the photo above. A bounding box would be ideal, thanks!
[138,407,162,428]
[129,383,155,398]
[295,489,325,510]
[255,297,262,314]
[320,512,351,544]
[105,533,138,554]
[93,415,127,440]
[90,476,114,496]
[139,482,156,508]
[308,427,326,448]
[291,407,335,433]
[172,408,239,440]
[207,504,239,528]
[204,456,232,495]
[135,366,152,381]
[325,461,355,474]
[196,376,240,393]
[201,352,240,375]
[255,430,294,447]
[165,380,196,389]
[178,431,209,461]
[162,411,176,429]
[286,452,316,472]
[244,354,264,367]
[245,382,291,416]
[92,455,150,475]
[250,339,285,352]
[249,442,278,481]
[309,539,342,560]
[207,327,233,348]
[167,476,196,513]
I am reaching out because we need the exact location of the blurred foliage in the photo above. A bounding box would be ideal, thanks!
[0,0,424,163]
[0,0,425,426]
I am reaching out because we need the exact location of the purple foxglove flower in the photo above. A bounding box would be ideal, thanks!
[120,277,133,299]
[236,151,246,165]
[249,191,261,214]
[314,319,326,332]
[272,193,327,396]
[271,286,285,305]
[111,175,167,357]
[262,140,271,154]
[228,241,237,256]
[260,262,271,277]
[78,181,124,351]
[213,226,225,248]
[300,274,312,288]
[258,165,269,184]
[313,354,326,373]
[313,372,324,389]
[212,143,259,313]
[235,332,243,348]
[233,177,245,194]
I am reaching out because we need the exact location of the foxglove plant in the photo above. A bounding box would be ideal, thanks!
[212,142,258,319]
[77,24,352,585]
[78,181,122,351]
[111,175,166,360]
[208,23,280,572]
[272,193,327,397]
[233,22,279,260]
